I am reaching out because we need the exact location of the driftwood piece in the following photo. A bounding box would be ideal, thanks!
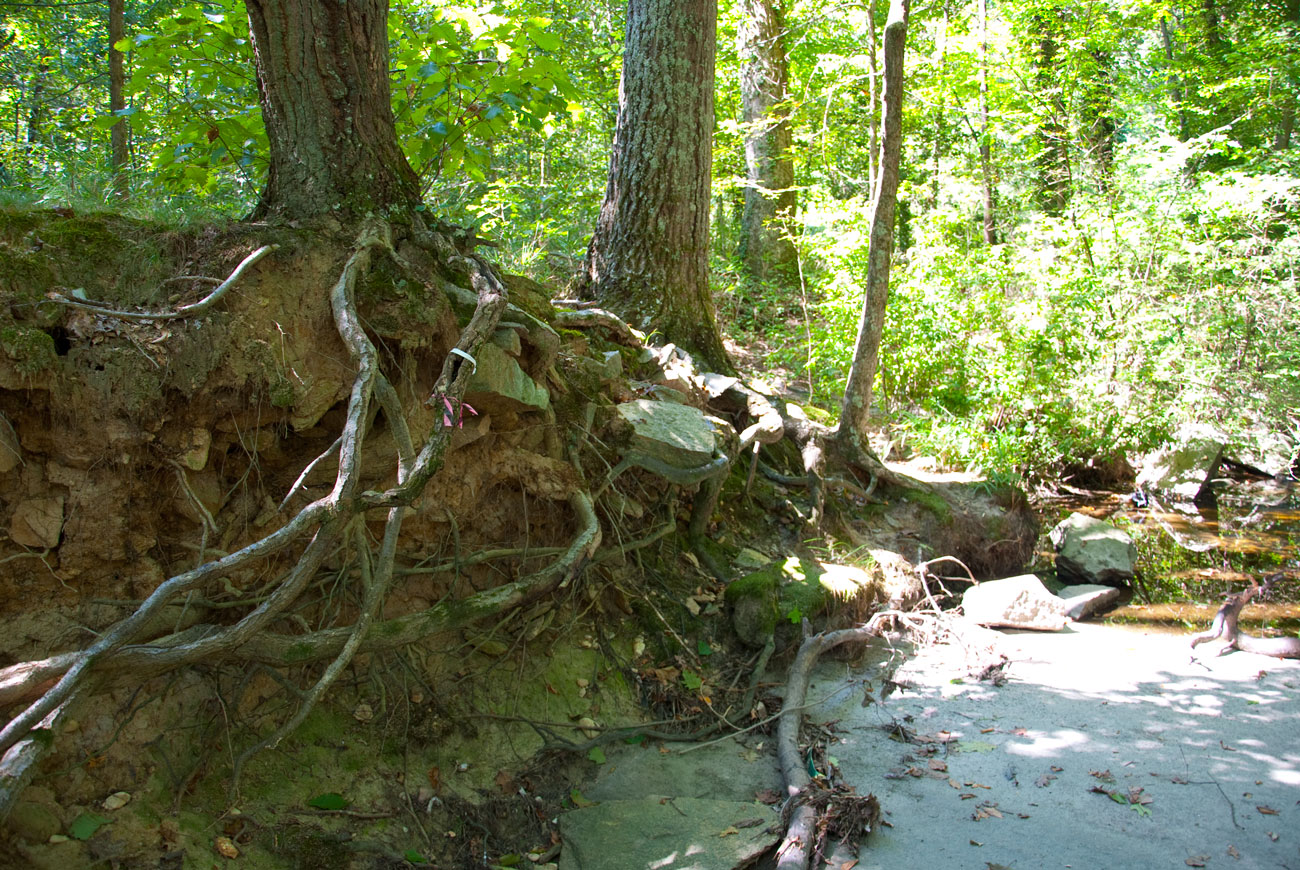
[1191,575,1300,658]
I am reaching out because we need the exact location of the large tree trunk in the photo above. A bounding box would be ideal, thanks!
[583,0,728,369]
[109,0,129,199]
[738,0,797,281]
[245,0,420,221]
[836,0,909,443]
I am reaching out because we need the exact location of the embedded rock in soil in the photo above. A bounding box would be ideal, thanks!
[962,574,1068,631]
[1136,422,1226,507]
[465,340,551,414]
[615,399,716,468]
[1057,584,1123,620]
[8,495,64,548]
[1049,513,1135,588]
[0,412,20,473]
[558,797,777,870]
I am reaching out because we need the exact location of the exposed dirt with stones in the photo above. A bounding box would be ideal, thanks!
[0,207,1038,868]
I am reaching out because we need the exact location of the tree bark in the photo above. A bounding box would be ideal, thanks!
[584,0,728,369]
[1275,0,1299,150]
[836,0,909,442]
[738,0,797,281]
[978,0,997,244]
[245,0,420,221]
[109,0,129,199]
[1032,12,1070,216]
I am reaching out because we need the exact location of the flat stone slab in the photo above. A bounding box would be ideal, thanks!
[465,340,550,412]
[559,796,777,870]
[616,399,715,468]
[1057,583,1123,620]
[963,574,1068,631]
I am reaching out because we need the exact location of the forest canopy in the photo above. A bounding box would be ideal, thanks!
[2,0,1297,483]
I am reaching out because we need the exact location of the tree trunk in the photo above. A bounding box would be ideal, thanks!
[738,0,797,282]
[1032,12,1070,216]
[837,0,909,442]
[109,0,129,199]
[245,0,420,221]
[867,0,880,197]
[583,0,728,369]
[1159,14,1188,141]
[1275,0,1299,150]
[978,0,997,244]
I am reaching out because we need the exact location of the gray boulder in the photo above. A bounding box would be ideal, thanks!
[1050,513,1135,587]
[962,574,1069,631]
[1057,584,1123,620]
[1227,426,1298,479]
[1136,422,1226,507]
[464,340,551,414]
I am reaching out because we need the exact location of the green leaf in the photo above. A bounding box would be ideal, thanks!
[955,740,996,753]
[403,849,425,864]
[587,746,606,764]
[496,854,522,867]
[307,792,348,810]
[682,671,703,690]
[569,788,594,808]
[697,640,713,656]
[786,607,802,625]
[624,734,646,745]
[68,812,109,840]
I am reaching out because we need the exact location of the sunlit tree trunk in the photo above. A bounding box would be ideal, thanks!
[1275,0,1299,149]
[738,0,796,281]
[245,0,420,220]
[1032,10,1070,216]
[978,0,997,243]
[837,0,909,442]
[109,0,129,199]
[583,0,728,368]
[1080,49,1117,191]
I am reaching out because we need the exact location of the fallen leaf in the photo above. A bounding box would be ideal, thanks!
[1227,844,1240,859]
[1035,774,1056,788]
[1171,775,1189,785]
[980,728,996,734]
[739,747,759,763]
[1090,769,1114,782]
[718,826,739,838]
[949,778,962,790]
[960,793,977,800]
[957,740,996,753]
[906,767,925,777]
[755,789,781,804]
[1186,857,1208,867]
[965,782,992,789]
[215,836,240,859]
[1257,805,1279,815]
[684,597,701,616]
[494,770,513,793]
[1050,765,1063,772]
[969,840,983,846]
[1220,741,1237,752]
[929,759,948,772]
[839,861,858,870]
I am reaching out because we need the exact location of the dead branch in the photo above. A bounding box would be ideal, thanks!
[1191,574,1300,658]
[48,244,277,321]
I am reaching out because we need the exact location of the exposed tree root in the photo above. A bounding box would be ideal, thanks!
[0,217,608,820]
[1191,574,1300,658]
[774,624,883,870]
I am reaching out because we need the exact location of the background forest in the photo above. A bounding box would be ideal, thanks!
[2,0,1298,486]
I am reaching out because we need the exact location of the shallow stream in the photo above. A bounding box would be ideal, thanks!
[1034,472,1300,633]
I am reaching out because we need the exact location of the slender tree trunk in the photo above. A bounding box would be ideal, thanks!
[109,0,129,199]
[978,0,997,244]
[245,0,420,221]
[867,0,880,197]
[583,0,728,369]
[1032,11,1070,216]
[738,0,797,281]
[1159,14,1188,140]
[837,0,909,442]
[1081,49,1116,191]
[1275,0,1299,149]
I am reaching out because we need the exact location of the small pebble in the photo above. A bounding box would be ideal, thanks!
[102,791,131,811]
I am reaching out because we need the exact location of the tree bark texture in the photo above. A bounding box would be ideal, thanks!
[978,0,997,244]
[1032,12,1070,215]
[1275,0,1299,150]
[738,0,797,280]
[584,0,728,368]
[245,0,420,220]
[109,0,129,198]
[837,0,909,442]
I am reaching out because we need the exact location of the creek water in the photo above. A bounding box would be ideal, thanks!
[1034,472,1300,633]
